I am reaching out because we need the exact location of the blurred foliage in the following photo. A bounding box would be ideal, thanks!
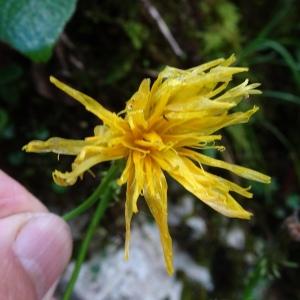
[0,0,77,62]
[200,0,241,55]
[1,0,300,299]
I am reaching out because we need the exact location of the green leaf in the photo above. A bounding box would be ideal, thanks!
[264,90,300,106]
[256,40,300,86]
[238,0,294,61]
[0,0,77,62]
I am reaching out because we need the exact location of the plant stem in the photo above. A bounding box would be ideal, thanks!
[63,162,120,221]
[62,163,120,300]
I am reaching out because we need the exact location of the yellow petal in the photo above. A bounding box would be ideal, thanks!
[131,151,145,212]
[161,106,259,136]
[163,134,222,148]
[117,153,132,186]
[204,106,259,134]
[50,76,127,131]
[147,60,239,122]
[126,78,150,130]
[53,154,108,186]
[167,67,248,104]
[157,55,234,82]
[23,137,90,155]
[144,157,173,275]
[214,175,253,198]
[186,54,236,72]
[117,154,134,258]
[75,145,127,164]
[148,86,172,126]
[124,168,134,260]
[166,95,234,113]
[123,153,144,259]
[152,150,252,219]
[126,79,150,112]
[53,146,126,186]
[214,79,261,105]
[180,148,271,184]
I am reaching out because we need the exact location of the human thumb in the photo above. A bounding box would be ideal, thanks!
[0,212,72,300]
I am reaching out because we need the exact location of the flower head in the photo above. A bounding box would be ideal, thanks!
[23,55,271,275]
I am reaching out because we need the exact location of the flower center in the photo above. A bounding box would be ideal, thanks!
[131,130,166,153]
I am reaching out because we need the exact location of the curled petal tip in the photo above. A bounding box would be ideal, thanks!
[247,213,253,220]
[166,267,174,276]
[235,67,249,72]
[264,176,272,184]
[22,141,40,152]
[52,170,77,186]
[116,179,123,186]
[253,105,260,112]
[49,76,63,89]
[22,144,29,152]
[241,211,253,220]
[49,75,57,83]
[229,53,236,60]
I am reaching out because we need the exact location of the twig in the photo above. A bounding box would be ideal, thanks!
[141,0,185,58]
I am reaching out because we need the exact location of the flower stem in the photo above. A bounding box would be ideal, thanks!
[63,162,120,221]
[62,162,121,300]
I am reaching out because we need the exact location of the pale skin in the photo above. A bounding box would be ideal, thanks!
[0,170,72,300]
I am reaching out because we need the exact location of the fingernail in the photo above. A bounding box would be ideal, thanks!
[42,279,59,300]
[13,214,72,299]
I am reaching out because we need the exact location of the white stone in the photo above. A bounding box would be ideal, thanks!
[64,221,213,299]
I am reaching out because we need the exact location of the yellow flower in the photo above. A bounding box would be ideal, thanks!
[23,55,271,275]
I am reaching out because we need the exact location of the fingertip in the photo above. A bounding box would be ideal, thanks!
[0,170,47,218]
[13,213,72,299]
